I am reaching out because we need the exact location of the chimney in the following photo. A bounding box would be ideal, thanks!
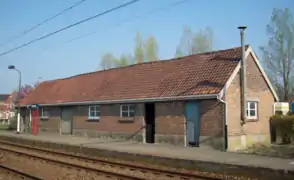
[238,26,247,123]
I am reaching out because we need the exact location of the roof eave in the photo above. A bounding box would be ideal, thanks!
[21,94,219,107]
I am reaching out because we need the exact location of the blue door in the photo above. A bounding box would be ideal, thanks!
[185,101,200,147]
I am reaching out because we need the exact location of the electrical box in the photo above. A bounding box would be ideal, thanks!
[274,102,289,115]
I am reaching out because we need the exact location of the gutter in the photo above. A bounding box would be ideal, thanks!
[21,94,219,107]
[217,90,228,152]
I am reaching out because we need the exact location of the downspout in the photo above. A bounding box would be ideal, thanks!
[238,26,247,125]
[217,89,227,152]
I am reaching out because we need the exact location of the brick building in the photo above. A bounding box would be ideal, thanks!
[0,93,16,123]
[19,45,278,151]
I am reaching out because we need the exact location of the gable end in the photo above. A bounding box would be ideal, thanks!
[220,45,279,102]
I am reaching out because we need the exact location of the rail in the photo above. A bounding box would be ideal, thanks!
[0,140,224,180]
[0,164,43,180]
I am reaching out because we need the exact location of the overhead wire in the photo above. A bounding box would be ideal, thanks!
[0,0,141,57]
[41,0,192,52]
[0,0,88,47]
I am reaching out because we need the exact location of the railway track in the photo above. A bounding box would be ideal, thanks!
[0,140,224,180]
[0,164,42,180]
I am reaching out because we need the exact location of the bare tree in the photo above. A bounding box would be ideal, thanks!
[116,54,133,67]
[134,32,144,64]
[260,8,294,101]
[100,53,117,70]
[99,32,160,69]
[176,26,214,57]
[144,36,158,61]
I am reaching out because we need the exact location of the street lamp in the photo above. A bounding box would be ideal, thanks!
[8,65,22,134]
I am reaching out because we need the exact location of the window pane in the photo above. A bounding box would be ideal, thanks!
[249,102,256,109]
[90,106,95,112]
[90,111,96,117]
[122,112,128,117]
[121,105,128,111]
[249,110,256,117]
[96,111,100,117]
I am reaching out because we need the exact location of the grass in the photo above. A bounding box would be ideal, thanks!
[238,143,294,158]
[0,123,10,130]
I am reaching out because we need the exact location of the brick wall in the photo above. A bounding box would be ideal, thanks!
[199,100,224,137]
[199,100,224,149]
[22,107,60,133]
[39,107,61,132]
[155,101,185,135]
[73,104,144,140]
[155,101,186,145]
[155,100,224,147]
[20,99,224,147]
[226,53,275,150]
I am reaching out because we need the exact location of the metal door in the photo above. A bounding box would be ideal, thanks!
[185,101,200,147]
[61,107,73,134]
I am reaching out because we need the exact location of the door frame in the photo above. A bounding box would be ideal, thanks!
[144,103,155,144]
[60,107,73,135]
[185,101,200,147]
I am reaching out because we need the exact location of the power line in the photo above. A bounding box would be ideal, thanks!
[0,0,88,47]
[0,0,140,57]
[42,0,192,52]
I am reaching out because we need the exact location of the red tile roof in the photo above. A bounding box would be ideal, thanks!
[0,94,10,101]
[5,92,17,105]
[20,46,248,105]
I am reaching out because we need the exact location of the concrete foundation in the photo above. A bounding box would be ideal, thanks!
[199,136,224,150]
[228,134,271,151]
[73,129,143,142]
[155,134,185,145]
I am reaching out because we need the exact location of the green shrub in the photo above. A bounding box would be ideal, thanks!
[270,113,294,144]
[8,116,17,130]
[0,124,9,130]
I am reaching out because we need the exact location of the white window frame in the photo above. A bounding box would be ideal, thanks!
[41,107,49,117]
[120,104,135,118]
[88,105,100,120]
[246,101,258,119]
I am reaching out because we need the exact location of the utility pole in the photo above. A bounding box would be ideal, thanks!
[8,65,22,134]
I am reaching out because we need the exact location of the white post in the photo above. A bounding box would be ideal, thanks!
[29,109,32,123]
[17,113,20,134]
[142,104,146,144]
[8,112,10,124]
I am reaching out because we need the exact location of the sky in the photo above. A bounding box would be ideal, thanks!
[0,0,293,93]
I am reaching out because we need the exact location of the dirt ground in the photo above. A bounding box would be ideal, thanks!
[238,143,294,158]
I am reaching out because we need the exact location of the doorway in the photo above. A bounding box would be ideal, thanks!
[185,101,200,147]
[61,107,73,135]
[144,103,155,143]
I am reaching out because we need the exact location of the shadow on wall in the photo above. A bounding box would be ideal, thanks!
[176,80,225,97]
[198,99,225,150]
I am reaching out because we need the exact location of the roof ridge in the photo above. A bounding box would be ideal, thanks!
[43,44,249,83]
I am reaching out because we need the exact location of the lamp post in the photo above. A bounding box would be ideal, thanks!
[8,65,21,134]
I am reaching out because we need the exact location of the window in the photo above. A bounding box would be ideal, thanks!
[41,107,49,117]
[88,105,100,120]
[246,101,258,119]
[120,104,135,118]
